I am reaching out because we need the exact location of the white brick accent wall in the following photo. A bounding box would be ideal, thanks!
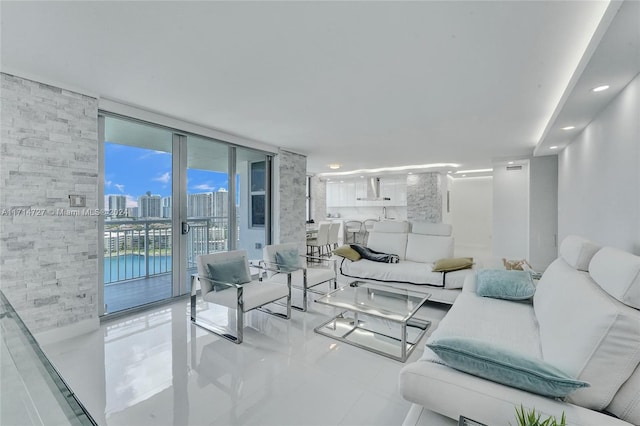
[277,149,307,248]
[0,73,98,333]
[407,172,443,222]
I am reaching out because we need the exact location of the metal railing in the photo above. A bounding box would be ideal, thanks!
[104,217,229,284]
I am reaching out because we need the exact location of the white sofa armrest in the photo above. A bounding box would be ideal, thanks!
[399,361,632,426]
[462,272,477,293]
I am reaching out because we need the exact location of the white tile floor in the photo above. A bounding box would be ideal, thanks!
[43,286,450,426]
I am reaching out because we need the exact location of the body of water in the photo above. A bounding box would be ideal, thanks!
[104,254,172,284]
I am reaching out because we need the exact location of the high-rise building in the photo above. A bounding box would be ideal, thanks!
[187,191,229,218]
[107,195,127,218]
[138,191,162,218]
[161,196,172,218]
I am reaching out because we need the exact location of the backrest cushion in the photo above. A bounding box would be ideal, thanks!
[263,243,298,277]
[534,258,640,410]
[589,247,640,309]
[372,220,410,233]
[411,221,452,236]
[197,250,251,294]
[405,233,454,263]
[367,232,408,260]
[559,235,601,271]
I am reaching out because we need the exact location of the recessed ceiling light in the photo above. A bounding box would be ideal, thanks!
[447,171,453,174]
[462,174,467,177]
[550,146,558,150]
[328,163,341,170]
[359,175,364,178]
[508,161,514,165]
[592,85,610,92]
[408,172,413,175]
[561,126,575,131]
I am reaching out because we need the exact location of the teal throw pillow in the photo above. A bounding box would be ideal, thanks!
[207,259,251,291]
[275,249,300,272]
[427,337,589,398]
[476,269,535,300]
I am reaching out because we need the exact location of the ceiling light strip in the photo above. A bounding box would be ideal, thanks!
[318,163,460,177]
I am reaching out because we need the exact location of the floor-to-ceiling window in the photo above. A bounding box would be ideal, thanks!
[99,114,272,316]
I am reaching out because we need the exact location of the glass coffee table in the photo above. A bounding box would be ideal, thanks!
[314,281,431,362]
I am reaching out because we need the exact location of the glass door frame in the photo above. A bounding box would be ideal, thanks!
[98,112,273,317]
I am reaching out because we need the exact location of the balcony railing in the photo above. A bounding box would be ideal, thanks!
[104,217,230,284]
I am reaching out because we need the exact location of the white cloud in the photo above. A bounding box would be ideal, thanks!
[217,188,228,192]
[105,180,112,187]
[153,172,171,184]
[114,184,125,193]
[193,183,216,191]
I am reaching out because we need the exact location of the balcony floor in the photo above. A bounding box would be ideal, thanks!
[104,274,176,314]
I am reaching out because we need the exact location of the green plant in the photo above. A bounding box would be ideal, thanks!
[513,405,567,426]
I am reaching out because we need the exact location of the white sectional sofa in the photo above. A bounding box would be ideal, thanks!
[399,236,640,426]
[339,220,473,304]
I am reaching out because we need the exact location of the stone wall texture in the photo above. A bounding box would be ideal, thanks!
[0,73,98,333]
[407,172,442,222]
[277,149,307,247]
[310,175,326,222]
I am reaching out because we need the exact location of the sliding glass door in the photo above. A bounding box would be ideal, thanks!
[99,114,272,316]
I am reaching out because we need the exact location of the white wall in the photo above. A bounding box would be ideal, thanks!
[558,74,640,254]
[492,162,530,261]
[451,177,493,254]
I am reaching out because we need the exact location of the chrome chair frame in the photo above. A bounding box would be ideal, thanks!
[190,256,292,344]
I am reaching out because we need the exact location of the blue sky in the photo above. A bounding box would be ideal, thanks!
[105,143,229,207]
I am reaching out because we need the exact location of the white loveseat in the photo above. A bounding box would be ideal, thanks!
[339,220,473,304]
[399,236,640,426]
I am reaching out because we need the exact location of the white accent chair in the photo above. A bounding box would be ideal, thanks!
[263,243,337,312]
[191,250,291,344]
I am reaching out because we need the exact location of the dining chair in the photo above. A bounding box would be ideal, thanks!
[306,222,330,257]
[327,222,341,251]
[344,220,363,245]
[263,242,337,311]
[362,218,379,245]
[191,250,291,344]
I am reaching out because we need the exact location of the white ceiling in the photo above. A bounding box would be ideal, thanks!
[1,1,632,175]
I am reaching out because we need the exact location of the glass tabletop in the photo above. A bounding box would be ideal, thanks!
[315,282,430,323]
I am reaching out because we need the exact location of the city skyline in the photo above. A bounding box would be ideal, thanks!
[105,142,231,209]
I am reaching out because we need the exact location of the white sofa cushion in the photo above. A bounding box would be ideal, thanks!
[533,258,640,410]
[607,362,640,425]
[341,258,445,286]
[589,247,640,309]
[559,235,601,271]
[372,220,410,233]
[405,233,454,263]
[411,222,452,236]
[367,232,408,260]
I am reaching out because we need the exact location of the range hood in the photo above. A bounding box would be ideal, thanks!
[357,177,390,201]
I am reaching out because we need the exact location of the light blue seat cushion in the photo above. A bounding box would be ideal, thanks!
[276,249,300,272]
[476,269,535,300]
[207,258,251,291]
[427,337,589,398]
